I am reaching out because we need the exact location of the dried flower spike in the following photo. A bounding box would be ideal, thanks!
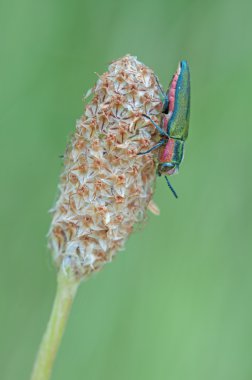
[31,55,163,380]
[48,54,162,281]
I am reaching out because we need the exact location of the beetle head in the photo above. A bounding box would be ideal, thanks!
[157,162,178,176]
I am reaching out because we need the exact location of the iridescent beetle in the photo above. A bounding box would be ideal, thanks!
[139,60,190,198]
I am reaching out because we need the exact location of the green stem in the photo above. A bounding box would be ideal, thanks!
[30,271,80,380]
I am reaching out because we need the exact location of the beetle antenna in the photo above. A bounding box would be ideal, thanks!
[165,176,178,199]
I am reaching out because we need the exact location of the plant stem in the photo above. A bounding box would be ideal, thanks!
[30,271,80,380]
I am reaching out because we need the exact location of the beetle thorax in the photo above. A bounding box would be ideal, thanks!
[157,138,184,176]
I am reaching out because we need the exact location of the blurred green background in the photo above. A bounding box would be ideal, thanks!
[1,0,252,379]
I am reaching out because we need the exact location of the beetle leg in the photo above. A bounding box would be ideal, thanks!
[154,74,169,113]
[137,140,165,155]
[142,114,169,137]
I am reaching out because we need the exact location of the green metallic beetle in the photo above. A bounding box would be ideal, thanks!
[139,60,190,198]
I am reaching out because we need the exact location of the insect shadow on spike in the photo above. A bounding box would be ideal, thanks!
[138,60,190,199]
